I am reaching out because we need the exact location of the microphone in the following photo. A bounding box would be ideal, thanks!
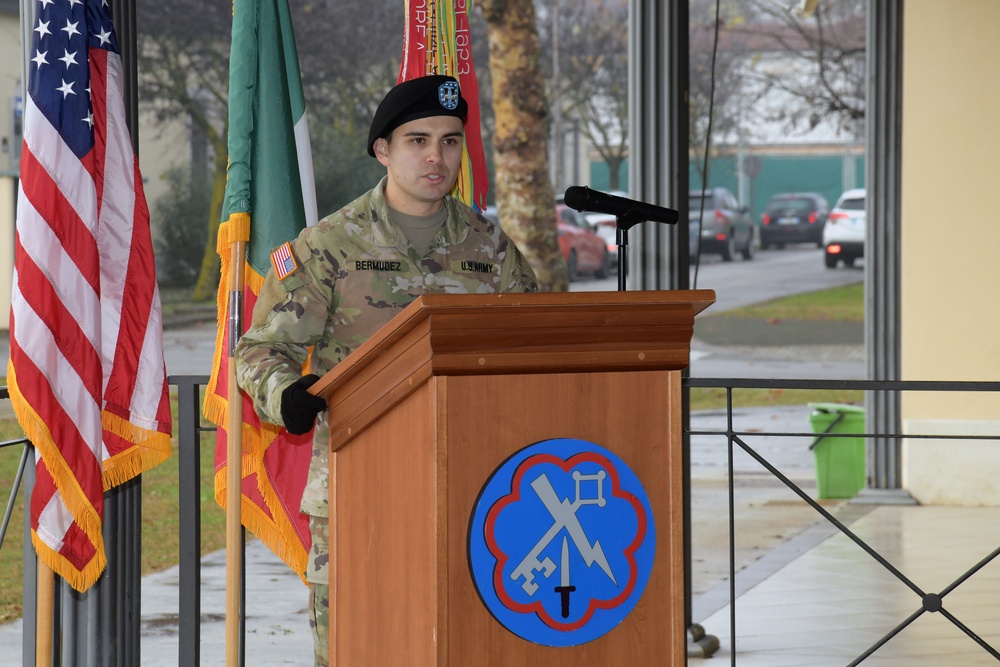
[563,186,679,225]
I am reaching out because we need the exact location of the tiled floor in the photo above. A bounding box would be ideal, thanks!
[691,505,1000,666]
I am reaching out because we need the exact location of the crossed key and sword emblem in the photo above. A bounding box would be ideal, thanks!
[510,469,618,596]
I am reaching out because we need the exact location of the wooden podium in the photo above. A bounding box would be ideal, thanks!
[313,290,714,666]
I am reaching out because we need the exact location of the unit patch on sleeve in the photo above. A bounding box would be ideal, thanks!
[270,242,299,280]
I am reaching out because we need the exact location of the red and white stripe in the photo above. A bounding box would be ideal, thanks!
[9,47,171,590]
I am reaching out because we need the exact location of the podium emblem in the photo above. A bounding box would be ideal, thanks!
[468,438,655,647]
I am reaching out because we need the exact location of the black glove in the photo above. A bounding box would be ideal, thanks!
[280,374,326,435]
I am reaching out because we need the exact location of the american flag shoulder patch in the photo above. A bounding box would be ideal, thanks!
[271,242,299,280]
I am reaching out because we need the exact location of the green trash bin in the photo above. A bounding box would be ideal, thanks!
[808,403,866,499]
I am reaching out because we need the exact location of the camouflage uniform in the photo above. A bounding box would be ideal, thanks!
[307,517,330,666]
[234,176,537,663]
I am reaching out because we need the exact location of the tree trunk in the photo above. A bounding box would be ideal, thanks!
[480,0,568,292]
[607,157,623,191]
[191,133,228,302]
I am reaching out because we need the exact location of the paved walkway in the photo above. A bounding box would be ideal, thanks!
[690,504,1000,666]
[686,401,1000,665]
[0,538,313,666]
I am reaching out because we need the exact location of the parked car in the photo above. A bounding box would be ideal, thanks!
[557,204,612,280]
[823,188,866,268]
[482,204,611,281]
[584,212,619,269]
[555,190,623,269]
[759,192,829,249]
[689,187,755,261]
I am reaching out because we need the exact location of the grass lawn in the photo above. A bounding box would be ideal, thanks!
[0,422,30,624]
[690,386,861,411]
[690,282,864,408]
[711,282,864,322]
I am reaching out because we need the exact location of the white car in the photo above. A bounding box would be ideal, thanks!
[823,188,866,268]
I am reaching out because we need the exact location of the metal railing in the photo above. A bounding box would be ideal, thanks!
[3,377,1000,664]
[686,377,1000,665]
[0,434,30,557]
[0,377,222,667]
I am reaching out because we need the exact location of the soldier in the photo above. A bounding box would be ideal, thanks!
[234,74,538,667]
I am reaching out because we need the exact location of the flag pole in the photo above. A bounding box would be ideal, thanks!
[225,239,246,667]
[35,561,54,667]
[19,1,53,663]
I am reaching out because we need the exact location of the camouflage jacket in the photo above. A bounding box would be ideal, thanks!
[235,177,538,517]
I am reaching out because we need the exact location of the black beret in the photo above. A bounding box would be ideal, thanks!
[367,75,469,157]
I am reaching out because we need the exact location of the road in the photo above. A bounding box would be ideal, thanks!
[156,244,864,378]
[569,242,864,313]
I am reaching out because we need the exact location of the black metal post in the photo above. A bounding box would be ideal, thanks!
[174,376,204,667]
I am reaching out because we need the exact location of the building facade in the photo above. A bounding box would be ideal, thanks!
[898,0,1000,505]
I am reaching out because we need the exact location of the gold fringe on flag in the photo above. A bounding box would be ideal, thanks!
[6,364,107,591]
[202,212,252,430]
[203,211,309,581]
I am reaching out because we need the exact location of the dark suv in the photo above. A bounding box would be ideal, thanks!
[689,188,755,262]
[760,192,829,249]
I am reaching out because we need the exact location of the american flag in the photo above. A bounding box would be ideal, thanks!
[270,241,298,280]
[8,0,172,591]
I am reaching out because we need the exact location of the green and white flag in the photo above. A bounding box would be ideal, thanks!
[204,0,318,577]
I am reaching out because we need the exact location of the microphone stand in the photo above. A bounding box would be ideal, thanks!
[614,213,647,292]
[571,186,715,654]
[614,210,719,658]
